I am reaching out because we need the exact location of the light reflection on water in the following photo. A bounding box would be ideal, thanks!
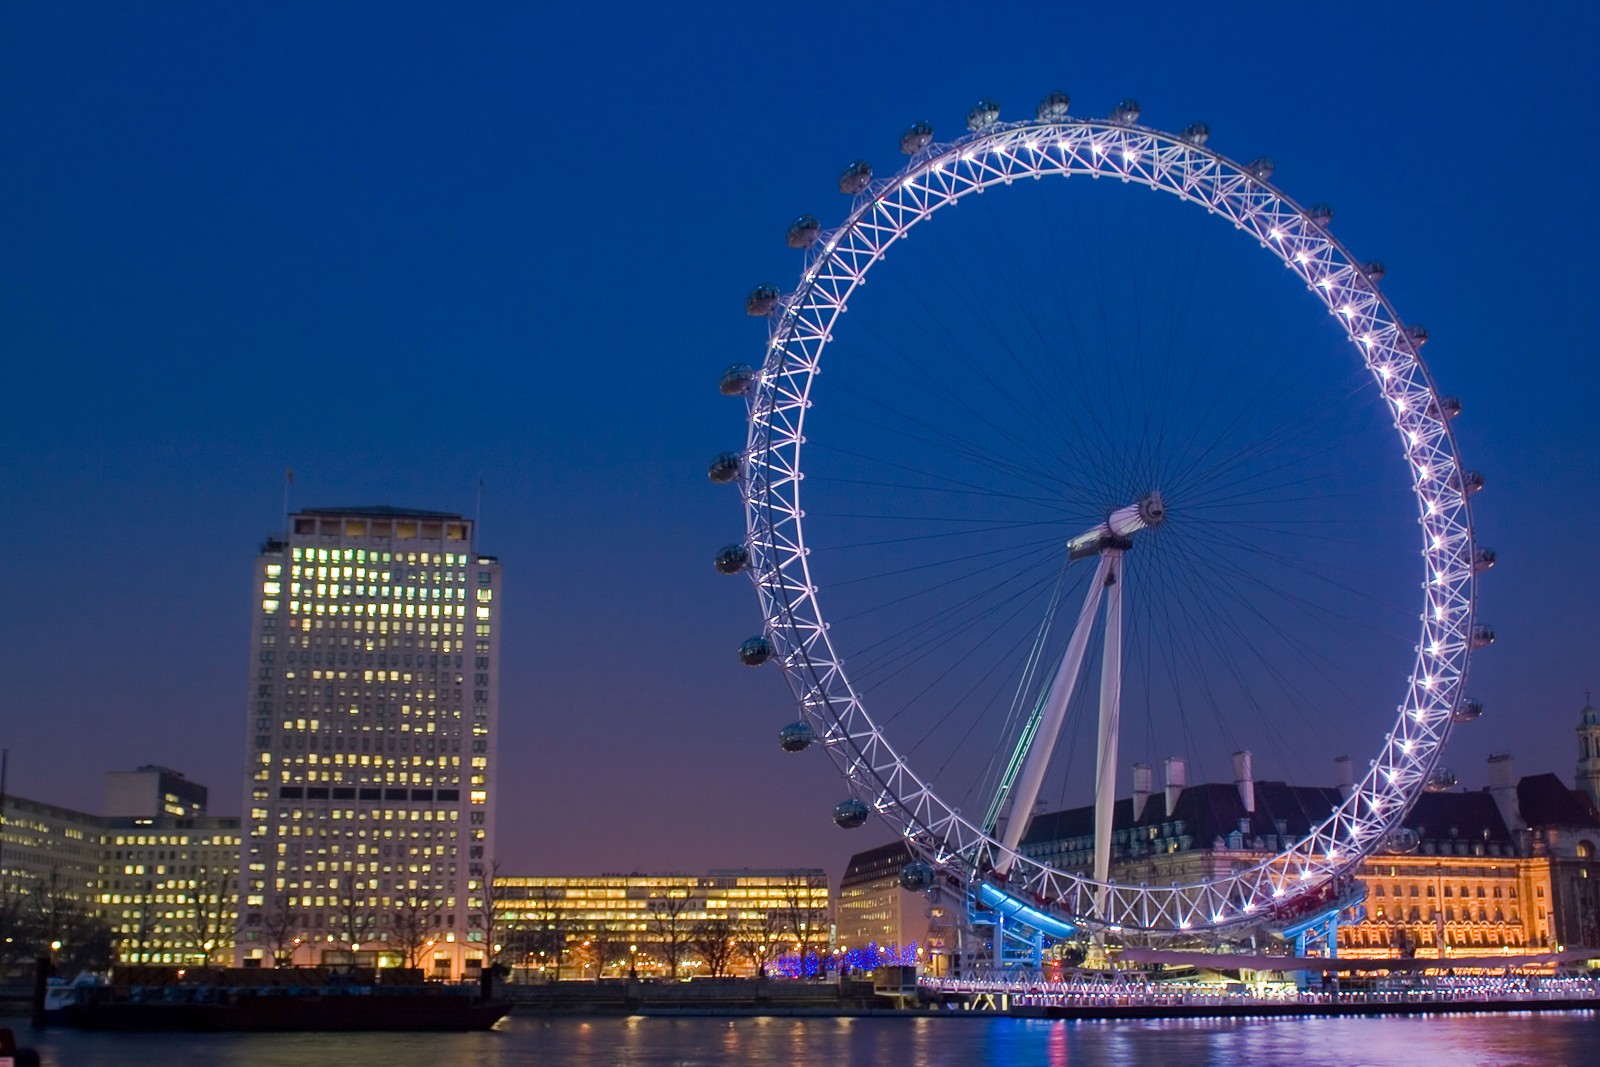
[11,1011,1599,1067]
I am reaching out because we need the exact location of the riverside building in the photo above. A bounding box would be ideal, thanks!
[238,506,501,976]
[495,870,831,979]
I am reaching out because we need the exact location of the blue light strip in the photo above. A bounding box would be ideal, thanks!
[976,882,1078,940]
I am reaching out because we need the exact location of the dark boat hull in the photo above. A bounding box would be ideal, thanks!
[67,993,511,1032]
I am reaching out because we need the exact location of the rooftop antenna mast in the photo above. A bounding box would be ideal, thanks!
[474,476,484,554]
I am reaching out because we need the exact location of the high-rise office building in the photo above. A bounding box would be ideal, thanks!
[238,506,500,972]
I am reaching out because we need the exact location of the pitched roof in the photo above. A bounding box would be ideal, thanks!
[1517,773,1600,828]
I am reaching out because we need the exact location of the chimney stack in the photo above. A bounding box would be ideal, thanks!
[1334,755,1355,800]
[1132,763,1154,821]
[1232,750,1256,813]
[1164,756,1187,816]
[1487,753,1525,832]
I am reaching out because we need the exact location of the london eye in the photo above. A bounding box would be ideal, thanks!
[712,91,1491,946]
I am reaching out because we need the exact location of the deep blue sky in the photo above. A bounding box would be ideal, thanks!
[2,3,1598,878]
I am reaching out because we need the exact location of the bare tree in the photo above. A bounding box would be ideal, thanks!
[327,870,377,963]
[261,896,299,967]
[690,917,737,978]
[648,894,695,979]
[532,884,568,979]
[473,859,503,970]
[736,910,785,978]
[393,895,436,971]
[185,866,239,966]
[780,878,827,975]
[586,920,620,980]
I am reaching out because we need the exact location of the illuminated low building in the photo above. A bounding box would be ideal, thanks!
[495,870,830,979]
[101,816,242,965]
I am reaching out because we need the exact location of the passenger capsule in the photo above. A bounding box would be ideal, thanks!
[719,363,756,396]
[1363,261,1387,284]
[899,121,933,155]
[1179,121,1210,146]
[714,544,750,575]
[707,452,743,484]
[1425,766,1458,792]
[1471,625,1496,648]
[1109,99,1141,124]
[1246,157,1275,182]
[785,215,821,249]
[739,635,776,666]
[833,798,870,829]
[1459,470,1486,496]
[1307,203,1334,228]
[1452,697,1486,724]
[1405,324,1430,347]
[900,861,937,891]
[778,721,816,753]
[966,98,1000,130]
[1437,396,1462,420]
[746,284,780,316]
[1036,92,1071,121]
[1383,827,1421,854]
[1473,547,1496,572]
[839,160,873,195]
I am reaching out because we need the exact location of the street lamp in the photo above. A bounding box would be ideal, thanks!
[629,943,638,979]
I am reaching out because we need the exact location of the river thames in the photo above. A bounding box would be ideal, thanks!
[11,1012,1600,1066]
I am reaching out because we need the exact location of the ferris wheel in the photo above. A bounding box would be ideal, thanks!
[711,92,1492,939]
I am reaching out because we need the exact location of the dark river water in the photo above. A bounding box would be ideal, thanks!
[10,1011,1600,1066]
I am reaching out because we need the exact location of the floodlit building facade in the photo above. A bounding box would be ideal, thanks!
[495,870,831,979]
[1016,730,1600,960]
[238,506,501,976]
[102,816,242,965]
[836,840,951,974]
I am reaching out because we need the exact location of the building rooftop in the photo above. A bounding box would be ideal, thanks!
[1516,772,1600,828]
[299,505,466,519]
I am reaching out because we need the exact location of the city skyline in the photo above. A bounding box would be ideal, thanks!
[4,4,1600,885]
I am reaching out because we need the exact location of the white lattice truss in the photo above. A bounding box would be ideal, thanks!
[740,116,1478,935]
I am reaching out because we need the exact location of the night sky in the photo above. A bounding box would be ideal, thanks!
[3,4,1598,881]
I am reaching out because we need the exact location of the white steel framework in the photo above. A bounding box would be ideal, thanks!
[734,104,1480,935]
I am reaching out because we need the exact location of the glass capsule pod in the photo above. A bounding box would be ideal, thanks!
[1453,697,1486,723]
[1405,324,1430,347]
[1471,625,1495,648]
[739,635,775,666]
[745,284,780,316]
[785,215,821,249]
[1247,157,1275,182]
[1425,766,1458,792]
[966,98,1000,130]
[778,721,816,752]
[714,544,749,574]
[1110,99,1141,124]
[899,121,933,155]
[707,452,743,484]
[1473,547,1496,572]
[1179,121,1210,145]
[839,160,873,195]
[833,798,870,828]
[719,363,756,396]
[1308,203,1334,227]
[1036,92,1071,121]
[1363,260,1387,284]
[1384,827,1422,853]
[899,861,936,891]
